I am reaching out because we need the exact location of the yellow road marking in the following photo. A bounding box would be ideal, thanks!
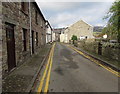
[44,43,55,93]
[37,43,55,93]
[99,64,120,77]
[67,44,120,77]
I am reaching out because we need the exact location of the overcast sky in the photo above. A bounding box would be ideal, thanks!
[36,1,115,28]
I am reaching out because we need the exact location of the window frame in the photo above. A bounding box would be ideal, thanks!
[22,28,27,51]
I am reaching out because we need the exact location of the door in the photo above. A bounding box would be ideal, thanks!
[32,31,34,54]
[6,23,16,71]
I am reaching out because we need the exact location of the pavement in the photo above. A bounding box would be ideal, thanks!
[2,44,51,92]
[48,43,118,92]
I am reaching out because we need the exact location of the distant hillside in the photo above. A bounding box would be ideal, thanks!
[93,26,104,32]
[93,26,104,37]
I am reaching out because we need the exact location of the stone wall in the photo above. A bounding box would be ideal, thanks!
[2,2,21,73]
[30,3,46,50]
[2,2,46,75]
[0,1,2,93]
[76,41,120,62]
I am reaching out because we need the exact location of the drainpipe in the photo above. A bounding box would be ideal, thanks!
[29,0,32,55]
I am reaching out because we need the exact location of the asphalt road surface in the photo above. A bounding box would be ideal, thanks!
[48,43,118,92]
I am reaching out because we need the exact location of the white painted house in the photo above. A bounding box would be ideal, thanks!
[52,32,56,42]
[46,21,52,43]
[60,34,65,42]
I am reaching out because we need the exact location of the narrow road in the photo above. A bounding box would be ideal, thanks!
[48,43,118,92]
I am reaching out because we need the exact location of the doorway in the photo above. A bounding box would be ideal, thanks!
[6,23,16,71]
[32,31,34,54]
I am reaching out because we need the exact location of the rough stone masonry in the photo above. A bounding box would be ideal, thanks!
[2,2,47,76]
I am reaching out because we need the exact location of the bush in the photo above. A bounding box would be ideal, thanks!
[71,35,77,44]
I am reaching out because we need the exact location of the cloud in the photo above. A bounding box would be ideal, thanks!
[36,2,114,28]
[37,2,80,11]
[49,12,77,27]
[36,0,115,2]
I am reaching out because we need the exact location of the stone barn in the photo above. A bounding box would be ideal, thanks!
[64,20,94,43]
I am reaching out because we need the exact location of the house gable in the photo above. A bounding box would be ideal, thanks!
[64,19,94,41]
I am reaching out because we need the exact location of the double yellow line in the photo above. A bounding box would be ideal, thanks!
[67,45,120,77]
[37,43,55,94]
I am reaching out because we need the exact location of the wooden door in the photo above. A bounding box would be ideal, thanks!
[32,31,34,54]
[6,23,16,71]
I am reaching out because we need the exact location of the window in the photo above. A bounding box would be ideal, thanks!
[36,32,38,46]
[21,2,28,13]
[35,11,38,24]
[21,2,26,11]
[23,28,27,51]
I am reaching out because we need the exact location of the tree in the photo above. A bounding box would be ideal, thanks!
[103,0,120,42]
[71,35,77,44]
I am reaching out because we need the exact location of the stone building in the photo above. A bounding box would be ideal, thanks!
[0,1,2,92]
[64,20,94,43]
[2,2,46,75]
